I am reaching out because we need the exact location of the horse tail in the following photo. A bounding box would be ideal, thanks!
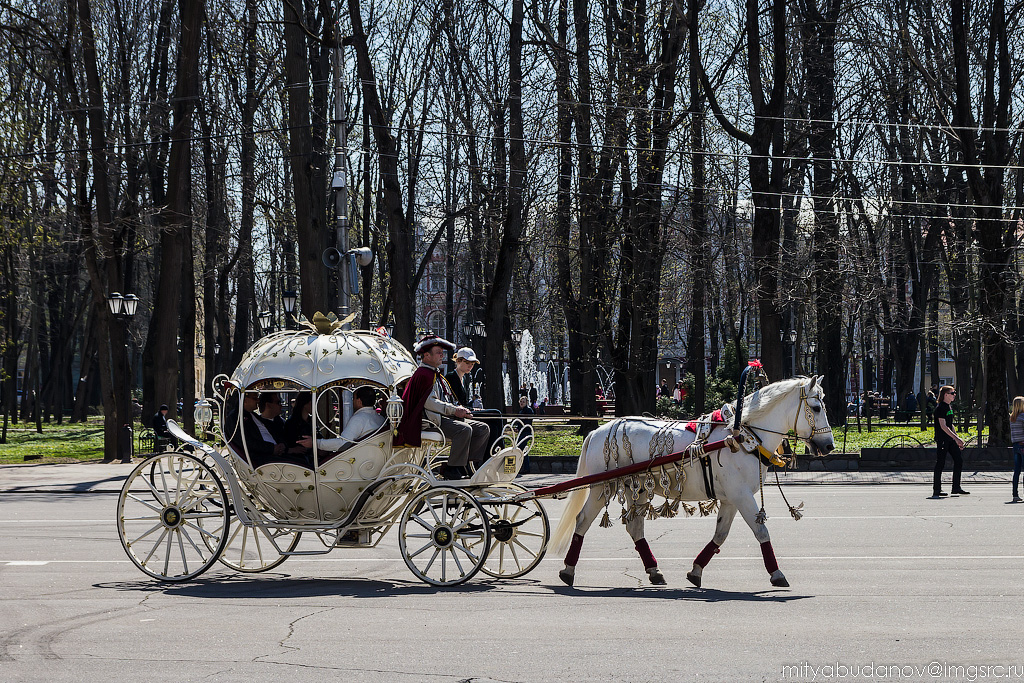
[550,430,596,555]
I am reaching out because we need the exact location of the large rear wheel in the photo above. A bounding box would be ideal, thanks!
[208,508,301,573]
[117,452,229,581]
[399,486,490,586]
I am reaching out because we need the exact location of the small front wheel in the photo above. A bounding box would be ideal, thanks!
[399,486,490,586]
[117,452,229,581]
[478,485,549,579]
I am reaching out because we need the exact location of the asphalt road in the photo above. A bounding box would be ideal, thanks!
[1,479,1023,682]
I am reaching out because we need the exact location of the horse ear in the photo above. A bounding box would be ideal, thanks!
[808,375,818,389]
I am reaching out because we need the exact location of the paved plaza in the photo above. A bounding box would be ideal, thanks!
[1,463,1023,682]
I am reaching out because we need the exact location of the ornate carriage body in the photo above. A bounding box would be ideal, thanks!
[116,325,547,586]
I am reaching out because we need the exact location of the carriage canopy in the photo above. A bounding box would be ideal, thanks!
[227,327,417,392]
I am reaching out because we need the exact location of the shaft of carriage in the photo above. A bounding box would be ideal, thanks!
[507,437,731,504]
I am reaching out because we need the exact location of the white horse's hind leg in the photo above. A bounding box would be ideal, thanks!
[624,498,665,585]
[733,494,789,587]
[559,489,607,587]
[687,503,737,588]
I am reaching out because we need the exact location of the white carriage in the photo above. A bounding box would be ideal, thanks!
[116,320,549,586]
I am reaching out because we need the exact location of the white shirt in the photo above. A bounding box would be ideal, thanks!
[317,406,386,450]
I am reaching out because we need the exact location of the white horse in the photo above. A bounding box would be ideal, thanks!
[550,376,835,588]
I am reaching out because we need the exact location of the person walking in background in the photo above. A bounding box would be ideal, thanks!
[1010,396,1024,502]
[932,385,968,498]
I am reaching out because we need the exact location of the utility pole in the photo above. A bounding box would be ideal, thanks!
[332,24,350,321]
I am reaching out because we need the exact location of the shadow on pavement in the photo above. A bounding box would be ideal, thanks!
[544,584,810,602]
[94,576,500,599]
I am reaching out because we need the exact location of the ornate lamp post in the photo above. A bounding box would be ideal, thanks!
[106,292,138,462]
[258,310,272,337]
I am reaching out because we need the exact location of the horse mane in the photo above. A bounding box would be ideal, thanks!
[733,377,809,422]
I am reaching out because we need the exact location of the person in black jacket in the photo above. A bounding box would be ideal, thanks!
[445,347,478,409]
[152,404,178,448]
[932,385,968,498]
[229,393,286,467]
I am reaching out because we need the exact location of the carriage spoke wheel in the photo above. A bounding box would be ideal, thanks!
[117,452,229,582]
[478,485,549,579]
[199,499,301,573]
[399,486,491,587]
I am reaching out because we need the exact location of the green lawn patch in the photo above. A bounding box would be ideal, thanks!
[0,417,108,463]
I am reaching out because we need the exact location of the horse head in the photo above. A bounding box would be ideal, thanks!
[743,376,835,456]
[794,375,835,456]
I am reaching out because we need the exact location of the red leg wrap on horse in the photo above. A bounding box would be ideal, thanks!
[694,540,720,568]
[760,541,779,574]
[564,533,585,567]
[634,538,657,569]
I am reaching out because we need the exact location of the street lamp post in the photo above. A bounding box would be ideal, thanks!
[106,292,138,463]
[282,290,298,330]
[258,310,272,337]
[780,329,797,377]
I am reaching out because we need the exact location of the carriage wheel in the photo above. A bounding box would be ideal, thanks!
[399,486,491,587]
[478,485,549,579]
[117,452,230,582]
[197,499,302,573]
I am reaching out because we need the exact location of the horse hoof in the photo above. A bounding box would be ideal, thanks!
[648,569,666,585]
[558,570,575,587]
[771,575,789,588]
[686,571,701,588]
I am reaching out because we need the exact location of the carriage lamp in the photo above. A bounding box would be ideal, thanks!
[196,342,203,358]
[214,343,221,356]
[258,310,272,336]
[386,389,404,431]
[512,329,523,345]
[195,399,214,435]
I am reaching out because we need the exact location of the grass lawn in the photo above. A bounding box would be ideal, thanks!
[531,425,587,457]
[532,418,990,458]
[0,417,109,464]
[0,415,990,465]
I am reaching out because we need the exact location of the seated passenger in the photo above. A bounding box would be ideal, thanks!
[230,392,287,467]
[393,335,490,480]
[256,393,286,443]
[285,392,314,457]
[299,386,386,453]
